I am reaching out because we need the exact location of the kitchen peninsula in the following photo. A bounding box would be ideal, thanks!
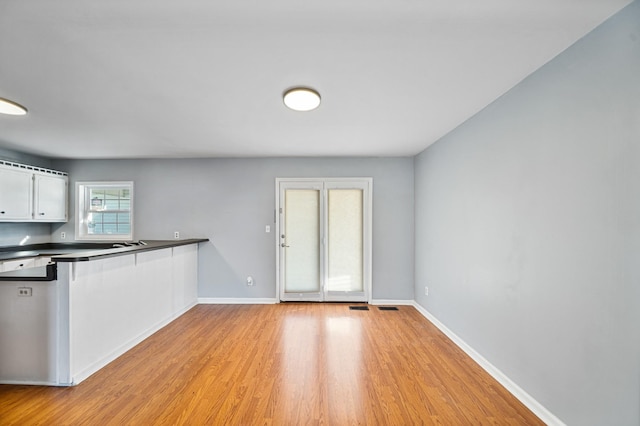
[0,239,207,386]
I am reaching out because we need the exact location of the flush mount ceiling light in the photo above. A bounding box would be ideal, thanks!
[283,87,321,111]
[0,97,28,116]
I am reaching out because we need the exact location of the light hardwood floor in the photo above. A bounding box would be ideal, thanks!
[0,304,543,425]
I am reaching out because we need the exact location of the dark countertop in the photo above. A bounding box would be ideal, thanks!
[53,239,208,262]
[0,239,208,281]
[0,242,115,261]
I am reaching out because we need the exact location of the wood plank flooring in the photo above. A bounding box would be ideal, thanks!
[0,304,543,425]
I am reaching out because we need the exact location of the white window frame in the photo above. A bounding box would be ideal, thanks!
[75,181,134,241]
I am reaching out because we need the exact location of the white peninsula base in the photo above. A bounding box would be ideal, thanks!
[0,244,199,386]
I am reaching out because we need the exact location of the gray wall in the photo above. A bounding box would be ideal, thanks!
[0,148,55,246]
[52,157,414,301]
[0,222,51,247]
[0,147,52,169]
[414,2,640,425]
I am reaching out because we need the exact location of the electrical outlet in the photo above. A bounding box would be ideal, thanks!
[246,276,254,286]
[425,286,429,296]
[174,231,180,239]
[18,287,32,297]
[60,231,66,239]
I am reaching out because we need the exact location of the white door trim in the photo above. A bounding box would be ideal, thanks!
[275,178,373,303]
[277,180,325,302]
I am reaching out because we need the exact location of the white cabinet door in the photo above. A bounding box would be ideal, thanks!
[0,166,33,221]
[33,173,68,222]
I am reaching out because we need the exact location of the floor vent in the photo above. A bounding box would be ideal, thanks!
[378,306,399,311]
[349,306,369,311]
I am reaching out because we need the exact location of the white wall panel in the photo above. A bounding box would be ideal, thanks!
[68,246,198,384]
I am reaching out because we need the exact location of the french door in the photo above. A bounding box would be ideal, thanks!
[276,178,372,302]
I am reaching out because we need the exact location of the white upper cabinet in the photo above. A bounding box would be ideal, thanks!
[0,161,68,222]
[0,166,33,220]
[33,173,68,221]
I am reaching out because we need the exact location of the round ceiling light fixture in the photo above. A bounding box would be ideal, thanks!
[283,87,321,112]
[0,97,28,116]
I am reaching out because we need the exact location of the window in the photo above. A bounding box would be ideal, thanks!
[76,181,134,241]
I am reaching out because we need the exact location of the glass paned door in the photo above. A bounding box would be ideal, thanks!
[284,189,322,294]
[280,183,324,301]
[327,189,364,295]
[278,179,371,303]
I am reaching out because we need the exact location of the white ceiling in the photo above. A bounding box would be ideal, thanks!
[0,0,632,159]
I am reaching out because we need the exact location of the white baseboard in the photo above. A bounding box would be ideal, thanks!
[197,298,413,306]
[198,297,278,305]
[0,379,61,386]
[370,299,414,305]
[71,301,198,385]
[197,298,415,306]
[411,302,565,426]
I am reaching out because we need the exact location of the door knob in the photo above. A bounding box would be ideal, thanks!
[281,243,290,248]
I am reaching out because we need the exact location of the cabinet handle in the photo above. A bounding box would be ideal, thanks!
[39,212,45,215]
